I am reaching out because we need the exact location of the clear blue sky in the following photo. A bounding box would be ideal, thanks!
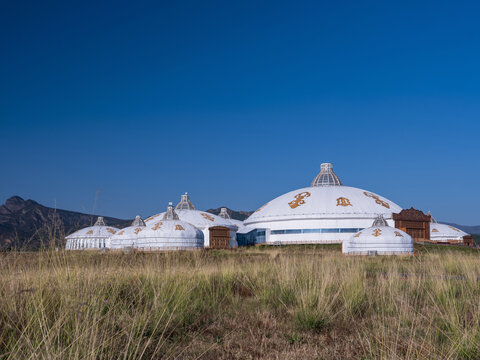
[1,0,479,224]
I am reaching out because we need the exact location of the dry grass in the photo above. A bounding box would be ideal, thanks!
[0,245,480,359]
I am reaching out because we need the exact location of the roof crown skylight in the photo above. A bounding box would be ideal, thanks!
[94,217,106,226]
[163,202,180,220]
[218,207,231,219]
[176,192,196,210]
[372,214,388,227]
[132,215,146,227]
[426,211,438,223]
[311,163,343,187]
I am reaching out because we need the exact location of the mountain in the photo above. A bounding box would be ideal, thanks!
[0,196,131,250]
[206,208,253,221]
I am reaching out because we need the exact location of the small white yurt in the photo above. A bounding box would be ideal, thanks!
[343,215,413,255]
[135,203,204,251]
[428,212,469,243]
[65,217,119,250]
[109,215,146,249]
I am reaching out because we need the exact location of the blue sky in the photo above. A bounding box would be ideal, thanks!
[1,0,479,224]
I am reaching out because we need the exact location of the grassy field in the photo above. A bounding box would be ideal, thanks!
[1,244,480,359]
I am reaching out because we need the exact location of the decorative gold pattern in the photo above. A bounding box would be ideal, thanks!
[372,229,382,237]
[255,202,269,212]
[448,226,460,232]
[86,230,93,235]
[394,231,403,237]
[431,228,439,233]
[201,213,215,222]
[117,230,125,236]
[152,222,163,231]
[354,232,362,238]
[336,197,352,207]
[288,192,311,209]
[134,227,143,234]
[175,224,185,231]
[146,214,161,222]
[363,192,390,209]
[106,228,116,234]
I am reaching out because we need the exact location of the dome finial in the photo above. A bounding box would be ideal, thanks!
[164,202,180,220]
[94,216,106,226]
[132,215,146,227]
[219,207,231,219]
[311,162,342,187]
[176,193,196,210]
[372,214,388,227]
[426,211,437,223]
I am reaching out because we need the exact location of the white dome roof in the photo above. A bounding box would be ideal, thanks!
[65,217,119,250]
[245,185,402,225]
[66,217,119,239]
[343,216,413,255]
[146,194,236,230]
[147,209,234,229]
[109,215,146,249]
[430,223,468,240]
[136,219,204,250]
[427,212,469,241]
[135,203,204,250]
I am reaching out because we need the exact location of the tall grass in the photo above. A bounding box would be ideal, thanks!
[0,246,479,359]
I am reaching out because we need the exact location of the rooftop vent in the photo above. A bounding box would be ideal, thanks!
[372,214,388,227]
[311,163,342,187]
[94,217,106,226]
[426,211,438,223]
[163,202,180,220]
[175,192,196,210]
[131,215,146,227]
[218,207,231,219]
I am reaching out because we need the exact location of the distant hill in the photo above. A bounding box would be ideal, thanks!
[0,196,131,250]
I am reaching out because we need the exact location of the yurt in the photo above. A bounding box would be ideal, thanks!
[343,215,414,255]
[65,217,119,250]
[136,203,204,251]
[428,212,470,243]
[145,193,237,247]
[244,163,403,244]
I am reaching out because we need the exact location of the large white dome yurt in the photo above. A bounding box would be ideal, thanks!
[244,163,403,244]
[343,215,414,255]
[109,215,146,249]
[65,217,119,250]
[428,213,469,243]
[145,193,237,247]
[136,203,204,251]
